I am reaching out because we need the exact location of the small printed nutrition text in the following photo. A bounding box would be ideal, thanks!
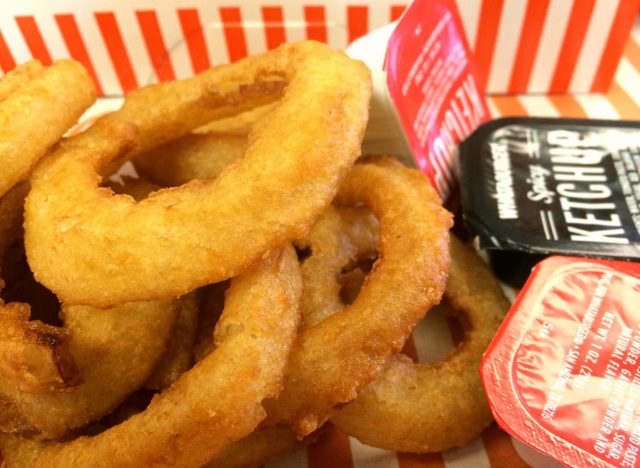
[541,272,640,466]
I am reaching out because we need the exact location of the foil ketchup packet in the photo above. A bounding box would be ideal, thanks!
[481,256,640,468]
[460,117,640,287]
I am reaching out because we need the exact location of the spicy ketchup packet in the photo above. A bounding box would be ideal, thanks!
[481,256,640,468]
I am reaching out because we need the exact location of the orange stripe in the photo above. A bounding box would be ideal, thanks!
[307,424,353,468]
[547,95,588,118]
[304,6,327,43]
[489,96,528,117]
[591,0,640,91]
[508,0,550,93]
[262,6,287,50]
[219,7,247,62]
[606,82,640,119]
[15,16,52,66]
[473,0,504,90]
[95,12,139,93]
[0,31,16,72]
[623,37,640,74]
[549,0,596,93]
[397,451,446,468]
[136,10,176,82]
[177,9,211,74]
[55,14,104,96]
[482,424,530,467]
[347,6,368,44]
[390,5,407,21]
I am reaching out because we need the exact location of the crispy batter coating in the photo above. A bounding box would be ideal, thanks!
[331,236,510,452]
[25,41,371,307]
[0,60,95,198]
[0,246,302,467]
[263,158,452,437]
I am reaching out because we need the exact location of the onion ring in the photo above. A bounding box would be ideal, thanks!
[331,236,510,452]
[0,245,302,466]
[0,60,95,198]
[25,41,371,307]
[262,158,452,437]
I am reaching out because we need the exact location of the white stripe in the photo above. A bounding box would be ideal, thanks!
[77,11,122,96]
[265,448,308,468]
[412,304,454,363]
[518,96,560,117]
[615,58,640,108]
[281,3,306,43]
[570,0,620,92]
[486,0,527,93]
[325,2,348,50]
[443,437,491,468]
[0,16,32,64]
[115,9,154,85]
[455,0,482,51]
[199,6,229,65]
[156,6,191,80]
[574,94,620,119]
[34,14,67,60]
[241,3,267,56]
[487,99,501,118]
[367,3,388,33]
[527,0,574,93]
[350,437,399,468]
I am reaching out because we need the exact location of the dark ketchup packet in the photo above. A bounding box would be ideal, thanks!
[481,256,640,468]
[459,117,640,287]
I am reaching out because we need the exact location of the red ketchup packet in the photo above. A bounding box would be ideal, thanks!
[384,0,489,200]
[482,256,640,467]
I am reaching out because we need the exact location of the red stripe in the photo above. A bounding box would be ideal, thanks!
[508,0,550,93]
[304,6,327,43]
[0,32,16,72]
[55,14,104,96]
[590,0,640,92]
[136,10,176,82]
[219,7,248,62]
[347,6,368,44]
[390,5,407,22]
[95,12,139,93]
[262,6,287,50]
[15,16,52,66]
[549,0,596,93]
[177,9,211,74]
[473,0,504,91]
[397,452,446,468]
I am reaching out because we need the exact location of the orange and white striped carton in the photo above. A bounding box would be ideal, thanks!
[457,0,640,94]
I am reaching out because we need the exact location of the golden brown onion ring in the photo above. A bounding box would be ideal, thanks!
[0,60,95,198]
[0,246,301,466]
[263,158,452,437]
[331,236,509,452]
[25,41,371,308]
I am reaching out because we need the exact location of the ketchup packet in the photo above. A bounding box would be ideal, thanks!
[482,256,640,468]
[460,117,640,287]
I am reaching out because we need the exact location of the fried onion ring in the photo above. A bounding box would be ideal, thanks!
[0,246,302,466]
[331,236,509,452]
[0,60,95,198]
[25,41,371,307]
[262,158,452,437]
